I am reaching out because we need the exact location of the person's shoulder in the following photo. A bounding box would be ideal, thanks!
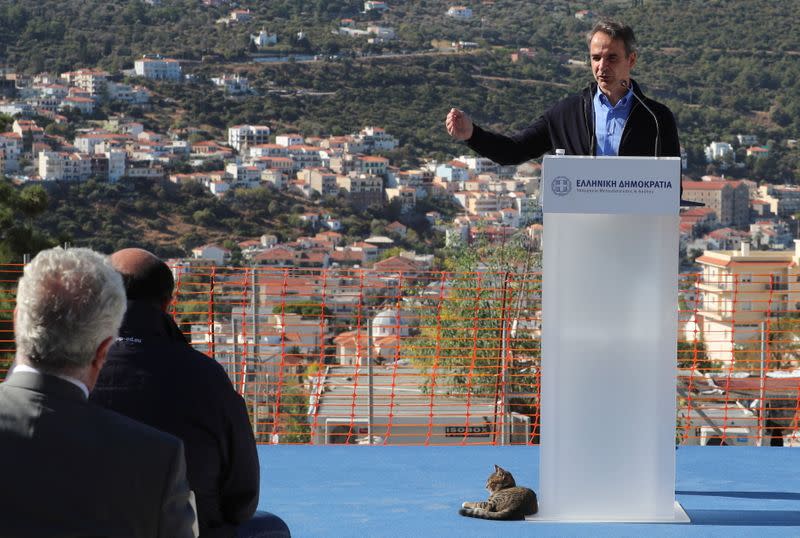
[90,401,183,450]
[546,90,586,118]
[554,91,585,109]
[183,346,229,374]
[175,345,237,387]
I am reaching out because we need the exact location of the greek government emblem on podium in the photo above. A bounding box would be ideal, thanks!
[551,176,571,196]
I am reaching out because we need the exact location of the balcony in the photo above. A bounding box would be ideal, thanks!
[696,281,732,294]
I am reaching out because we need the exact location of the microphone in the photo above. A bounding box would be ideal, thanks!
[621,80,659,157]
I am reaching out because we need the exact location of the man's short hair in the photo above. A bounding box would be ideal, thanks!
[14,247,126,374]
[586,19,637,56]
[119,257,175,305]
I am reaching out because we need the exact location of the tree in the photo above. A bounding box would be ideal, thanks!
[0,181,56,368]
[274,377,311,443]
[0,181,55,263]
[0,113,14,133]
[677,339,714,371]
[402,237,541,442]
[766,316,800,371]
[272,303,332,318]
[172,270,214,334]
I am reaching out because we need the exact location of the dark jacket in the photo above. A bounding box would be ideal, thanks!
[0,371,195,537]
[91,301,260,538]
[467,80,680,161]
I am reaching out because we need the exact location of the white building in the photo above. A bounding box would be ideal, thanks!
[60,68,109,97]
[511,193,542,225]
[0,132,22,173]
[225,162,262,185]
[435,161,471,182]
[446,6,473,19]
[251,29,278,48]
[192,244,231,264]
[106,82,151,104]
[276,134,304,147]
[228,125,271,152]
[208,181,230,197]
[38,151,92,182]
[60,96,95,114]
[74,132,112,155]
[211,74,251,94]
[364,1,389,12]
[105,150,126,182]
[737,134,759,146]
[367,26,396,41]
[705,141,734,162]
[758,184,800,219]
[457,154,500,174]
[229,9,252,23]
[134,56,182,81]
[372,306,413,338]
[357,126,398,152]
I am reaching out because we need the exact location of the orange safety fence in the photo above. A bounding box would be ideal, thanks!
[1,263,799,447]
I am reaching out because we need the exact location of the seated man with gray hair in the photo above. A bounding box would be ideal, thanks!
[0,247,196,537]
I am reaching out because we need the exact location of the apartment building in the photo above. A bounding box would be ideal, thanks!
[60,69,109,96]
[134,57,182,81]
[695,241,800,364]
[228,124,271,152]
[0,132,22,173]
[336,173,384,209]
[356,127,398,152]
[276,134,304,147]
[329,154,389,177]
[38,151,93,181]
[681,179,750,228]
[301,168,339,196]
[211,73,250,94]
[757,184,800,218]
[385,186,416,212]
[287,145,323,171]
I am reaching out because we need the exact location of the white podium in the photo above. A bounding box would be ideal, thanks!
[534,155,688,523]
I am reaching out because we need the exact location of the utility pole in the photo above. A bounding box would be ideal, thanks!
[758,321,766,446]
[366,312,374,445]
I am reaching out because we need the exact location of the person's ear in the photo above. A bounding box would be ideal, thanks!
[91,336,114,371]
[86,336,114,391]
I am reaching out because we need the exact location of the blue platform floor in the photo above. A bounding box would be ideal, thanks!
[256,445,800,537]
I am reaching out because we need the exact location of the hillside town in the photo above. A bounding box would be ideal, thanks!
[3,57,799,383]
[1,56,799,270]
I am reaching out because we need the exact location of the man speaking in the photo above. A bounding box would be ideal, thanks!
[446,19,679,162]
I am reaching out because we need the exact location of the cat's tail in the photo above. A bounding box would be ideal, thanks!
[458,506,524,521]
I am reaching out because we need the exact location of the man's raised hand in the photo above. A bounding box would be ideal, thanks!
[445,108,474,141]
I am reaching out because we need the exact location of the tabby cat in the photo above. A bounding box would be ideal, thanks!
[459,464,538,521]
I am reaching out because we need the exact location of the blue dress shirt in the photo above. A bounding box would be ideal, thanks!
[593,87,634,156]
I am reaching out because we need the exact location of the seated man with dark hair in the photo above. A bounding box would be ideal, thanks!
[0,247,196,537]
[91,248,290,538]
